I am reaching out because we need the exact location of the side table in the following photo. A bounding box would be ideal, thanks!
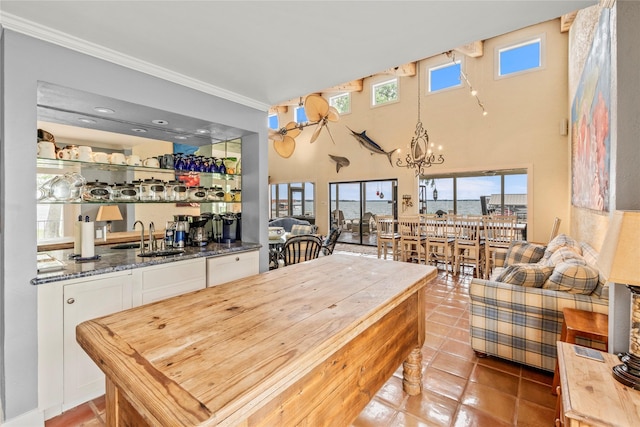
[556,342,640,426]
[553,308,608,394]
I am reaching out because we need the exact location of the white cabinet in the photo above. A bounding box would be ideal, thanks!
[132,257,206,306]
[206,250,259,287]
[62,273,133,408]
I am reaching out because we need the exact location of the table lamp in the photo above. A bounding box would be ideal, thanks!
[96,205,123,234]
[596,210,640,387]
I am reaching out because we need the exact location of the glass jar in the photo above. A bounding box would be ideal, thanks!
[166,180,189,202]
[231,188,241,202]
[188,186,207,202]
[140,178,165,201]
[112,183,139,202]
[82,180,112,202]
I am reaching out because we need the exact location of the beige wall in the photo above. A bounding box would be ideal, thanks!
[269,19,570,243]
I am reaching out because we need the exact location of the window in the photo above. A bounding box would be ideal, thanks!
[420,169,528,223]
[429,61,462,92]
[295,106,308,123]
[497,36,544,77]
[329,93,351,114]
[268,114,279,130]
[372,78,398,106]
[270,182,315,219]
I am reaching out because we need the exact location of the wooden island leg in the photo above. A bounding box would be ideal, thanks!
[402,347,423,395]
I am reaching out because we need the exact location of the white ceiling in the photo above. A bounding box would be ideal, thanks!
[1,1,596,112]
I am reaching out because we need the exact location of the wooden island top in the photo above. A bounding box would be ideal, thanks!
[77,255,436,426]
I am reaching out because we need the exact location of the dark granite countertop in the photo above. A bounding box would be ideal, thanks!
[32,241,261,285]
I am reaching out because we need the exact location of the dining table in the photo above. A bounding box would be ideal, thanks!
[76,254,436,426]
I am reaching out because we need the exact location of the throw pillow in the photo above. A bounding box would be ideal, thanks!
[546,234,582,255]
[543,262,599,295]
[495,264,554,287]
[545,247,587,267]
[290,224,313,236]
[504,241,546,266]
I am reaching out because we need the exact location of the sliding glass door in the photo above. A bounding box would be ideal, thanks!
[330,179,397,246]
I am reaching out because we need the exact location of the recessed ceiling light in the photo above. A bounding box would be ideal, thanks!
[174,135,188,140]
[195,129,210,134]
[152,119,169,125]
[132,128,148,133]
[78,118,97,124]
[94,107,115,114]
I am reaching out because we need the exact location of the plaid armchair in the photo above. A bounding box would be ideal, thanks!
[469,240,609,372]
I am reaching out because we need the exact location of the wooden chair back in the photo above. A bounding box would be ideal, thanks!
[549,217,561,242]
[322,228,342,256]
[284,234,322,266]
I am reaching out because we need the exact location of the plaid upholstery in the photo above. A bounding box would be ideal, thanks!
[581,242,609,300]
[504,241,546,266]
[290,224,314,235]
[544,247,587,267]
[470,278,609,372]
[543,262,599,295]
[496,264,553,287]
[546,233,582,255]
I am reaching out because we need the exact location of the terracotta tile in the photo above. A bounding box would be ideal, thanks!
[446,326,470,343]
[429,312,459,326]
[422,367,468,401]
[45,403,96,427]
[437,305,465,319]
[423,333,446,350]
[469,364,519,396]
[519,378,556,409]
[425,320,452,337]
[461,382,517,424]
[421,345,438,365]
[431,351,475,379]
[375,375,408,409]
[455,314,470,330]
[477,355,522,376]
[402,389,458,426]
[516,399,556,427]
[391,411,436,427]
[453,404,513,427]
[351,397,397,427]
[442,296,469,310]
[440,338,477,361]
[521,365,553,386]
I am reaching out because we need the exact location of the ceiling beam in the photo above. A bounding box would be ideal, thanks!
[560,11,578,32]
[320,79,364,94]
[454,40,484,58]
[379,62,416,77]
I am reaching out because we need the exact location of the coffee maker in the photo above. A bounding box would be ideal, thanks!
[188,214,211,246]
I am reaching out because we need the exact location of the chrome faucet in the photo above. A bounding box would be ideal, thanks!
[133,221,145,254]
[149,221,158,252]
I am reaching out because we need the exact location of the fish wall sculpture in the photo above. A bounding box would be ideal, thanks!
[328,154,350,173]
[346,127,396,166]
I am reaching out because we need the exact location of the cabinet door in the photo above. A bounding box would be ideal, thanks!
[63,274,132,408]
[133,257,206,306]
[206,250,259,287]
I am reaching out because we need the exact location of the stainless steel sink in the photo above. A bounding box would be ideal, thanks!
[137,249,185,258]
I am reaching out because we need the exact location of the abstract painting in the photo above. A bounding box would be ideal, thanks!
[571,9,611,212]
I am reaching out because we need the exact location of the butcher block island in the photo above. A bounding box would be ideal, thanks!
[76,255,436,426]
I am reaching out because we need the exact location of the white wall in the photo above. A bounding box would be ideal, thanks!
[0,29,268,423]
[268,19,570,243]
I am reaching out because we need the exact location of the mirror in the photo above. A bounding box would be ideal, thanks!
[36,82,245,244]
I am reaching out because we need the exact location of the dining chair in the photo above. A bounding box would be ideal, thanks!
[424,214,455,272]
[453,216,485,277]
[549,217,562,242]
[321,227,342,256]
[283,234,323,266]
[483,215,517,279]
[398,216,427,264]
[376,215,400,260]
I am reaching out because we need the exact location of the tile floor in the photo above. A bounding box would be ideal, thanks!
[45,245,555,427]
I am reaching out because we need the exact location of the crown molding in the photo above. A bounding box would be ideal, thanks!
[0,12,270,112]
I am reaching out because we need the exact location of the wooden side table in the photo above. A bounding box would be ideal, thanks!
[556,342,640,426]
[552,308,609,393]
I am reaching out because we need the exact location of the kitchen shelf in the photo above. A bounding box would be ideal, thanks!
[37,157,240,181]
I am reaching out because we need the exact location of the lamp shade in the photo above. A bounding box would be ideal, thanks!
[96,205,123,222]
[596,210,640,286]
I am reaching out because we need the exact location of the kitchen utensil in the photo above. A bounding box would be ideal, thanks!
[37,141,56,159]
[143,157,160,168]
[126,154,142,166]
[92,152,109,163]
[109,152,126,165]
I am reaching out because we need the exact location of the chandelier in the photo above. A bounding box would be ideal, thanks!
[396,64,444,176]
